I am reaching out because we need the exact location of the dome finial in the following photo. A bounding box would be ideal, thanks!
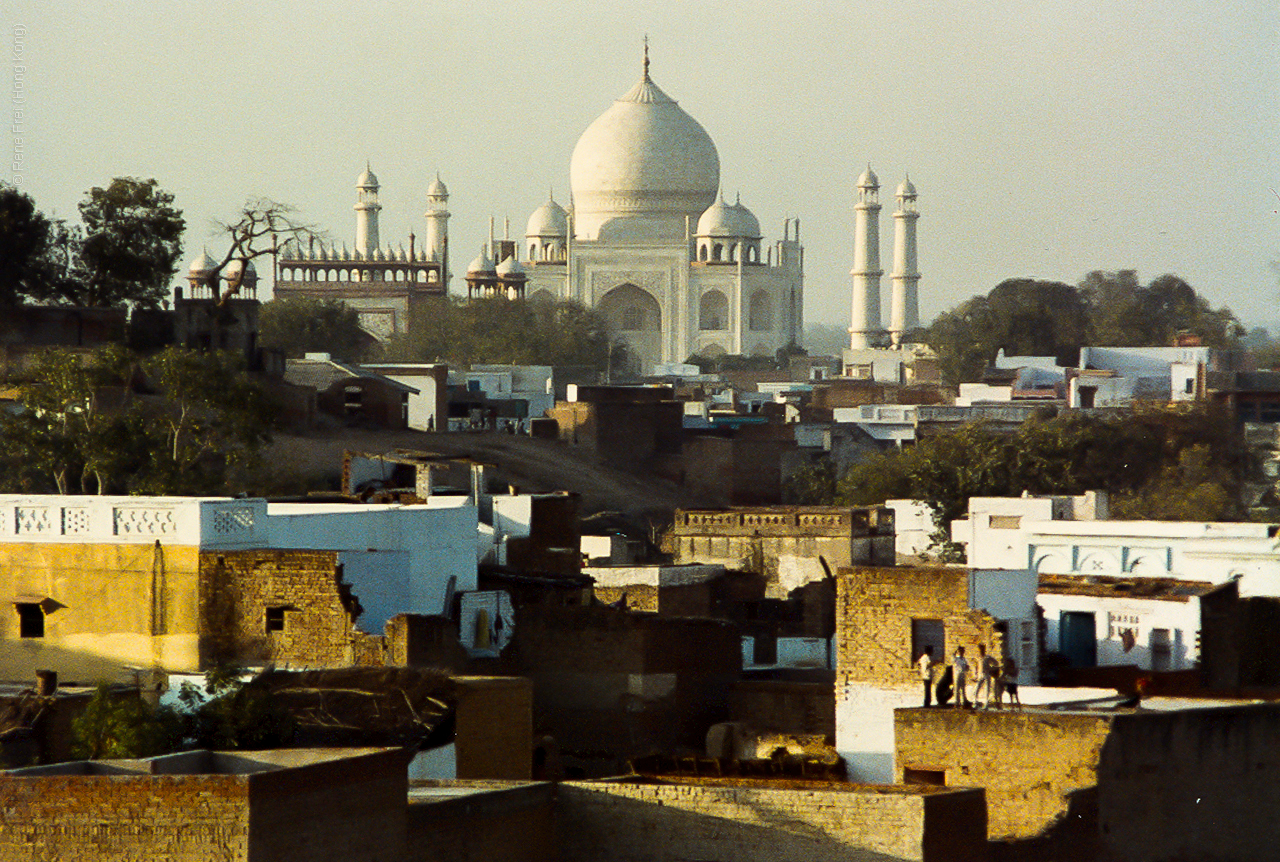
[643,35,650,81]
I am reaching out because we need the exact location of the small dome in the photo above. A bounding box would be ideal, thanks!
[496,255,525,277]
[223,259,258,285]
[188,249,219,274]
[857,166,879,189]
[526,196,569,238]
[696,195,761,239]
[468,247,495,274]
[897,176,917,197]
[357,164,379,188]
[427,173,448,198]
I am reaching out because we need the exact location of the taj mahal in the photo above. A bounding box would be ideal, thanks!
[266,48,921,372]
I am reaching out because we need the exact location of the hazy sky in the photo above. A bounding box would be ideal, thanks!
[9,2,1280,332]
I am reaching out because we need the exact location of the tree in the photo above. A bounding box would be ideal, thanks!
[1080,270,1243,349]
[0,346,274,496]
[70,685,184,760]
[387,295,623,372]
[925,278,1088,385]
[0,346,144,494]
[75,177,185,308]
[135,347,274,494]
[0,184,53,304]
[209,198,315,302]
[259,297,372,362]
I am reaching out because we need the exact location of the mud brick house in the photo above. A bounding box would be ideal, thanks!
[0,495,476,681]
[835,564,1038,783]
[0,747,411,862]
[895,700,1280,862]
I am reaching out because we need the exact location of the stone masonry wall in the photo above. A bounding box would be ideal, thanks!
[406,782,555,862]
[198,550,361,669]
[557,777,987,862]
[1096,705,1280,862]
[895,707,1112,842]
[837,566,1005,689]
[245,750,409,862]
[0,774,250,861]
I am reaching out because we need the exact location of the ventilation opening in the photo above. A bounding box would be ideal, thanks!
[265,606,293,633]
[903,767,946,787]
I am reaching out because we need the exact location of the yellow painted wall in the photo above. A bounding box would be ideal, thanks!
[0,542,202,683]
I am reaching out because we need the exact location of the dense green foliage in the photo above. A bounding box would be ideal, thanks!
[0,178,184,308]
[0,184,54,304]
[70,671,294,760]
[386,296,623,371]
[787,405,1245,554]
[925,271,1243,385]
[259,297,372,362]
[0,346,273,495]
[75,178,185,308]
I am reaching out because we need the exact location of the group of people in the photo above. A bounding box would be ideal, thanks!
[916,644,1021,709]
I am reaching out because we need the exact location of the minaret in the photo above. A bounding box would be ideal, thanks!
[849,166,883,349]
[889,175,920,347]
[354,162,381,259]
[424,173,450,287]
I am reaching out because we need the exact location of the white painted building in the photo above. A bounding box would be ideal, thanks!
[952,493,1280,672]
[264,502,478,630]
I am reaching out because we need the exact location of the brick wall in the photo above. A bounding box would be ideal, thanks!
[498,606,741,775]
[837,566,1005,689]
[729,680,835,737]
[198,550,360,669]
[894,708,1112,842]
[454,677,533,780]
[557,777,987,862]
[245,749,409,862]
[0,773,251,861]
[1096,705,1280,862]
[405,781,555,862]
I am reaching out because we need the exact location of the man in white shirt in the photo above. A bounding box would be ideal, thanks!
[917,646,938,707]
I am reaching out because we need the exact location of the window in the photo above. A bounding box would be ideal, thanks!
[265,606,289,633]
[16,603,44,638]
[752,632,778,665]
[911,618,945,663]
[1150,628,1172,671]
[989,515,1022,530]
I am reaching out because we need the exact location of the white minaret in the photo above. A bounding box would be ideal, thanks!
[849,166,883,349]
[354,162,381,258]
[889,175,920,346]
[424,173,450,287]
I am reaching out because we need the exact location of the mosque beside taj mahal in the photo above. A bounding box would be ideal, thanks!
[265,48,921,373]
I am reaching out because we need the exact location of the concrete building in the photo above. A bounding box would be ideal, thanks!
[273,167,449,340]
[952,493,1280,672]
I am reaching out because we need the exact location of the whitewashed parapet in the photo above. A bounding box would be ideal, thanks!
[0,496,267,548]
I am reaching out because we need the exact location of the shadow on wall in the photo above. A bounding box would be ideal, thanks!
[558,782,987,862]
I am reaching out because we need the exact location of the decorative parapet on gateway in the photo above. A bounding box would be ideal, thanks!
[0,496,267,549]
[672,506,894,538]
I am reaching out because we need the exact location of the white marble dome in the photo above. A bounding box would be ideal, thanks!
[187,249,219,274]
[357,165,379,188]
[526,196,569,237]
[569,71,719,241]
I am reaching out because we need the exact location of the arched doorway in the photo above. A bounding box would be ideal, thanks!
[598,283,662,374]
